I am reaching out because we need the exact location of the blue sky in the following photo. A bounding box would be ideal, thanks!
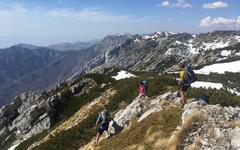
[0,0,239,48]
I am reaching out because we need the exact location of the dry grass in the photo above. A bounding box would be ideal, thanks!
[226,121,240,128]
[29,89,116,150]
[154,111,207,150]
[95,107,182,150]
[187,143,198,150]
[81,104,208,150]
[187,138,201,150]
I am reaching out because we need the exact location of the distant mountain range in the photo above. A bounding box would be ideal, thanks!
[0,30,240,106]
[47,40,98,51]
[14,40,98,51]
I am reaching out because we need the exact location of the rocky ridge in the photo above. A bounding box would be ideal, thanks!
[0,78,96,149]
[82,91,240,150]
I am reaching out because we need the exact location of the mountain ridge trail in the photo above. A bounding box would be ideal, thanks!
[27,88,117,150]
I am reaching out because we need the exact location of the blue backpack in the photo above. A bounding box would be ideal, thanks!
[142,80,148,88]
[184,65,197,85]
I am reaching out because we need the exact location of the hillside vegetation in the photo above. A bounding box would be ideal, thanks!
[14,69,240,150]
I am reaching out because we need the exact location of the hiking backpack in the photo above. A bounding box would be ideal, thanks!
[101,110,110,123]
[184,65,197,85]
[142,80,148,88]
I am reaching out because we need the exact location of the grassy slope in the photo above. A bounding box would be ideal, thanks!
[15,70,240,150]
[15,74,114,150]
[98,107,182,150]
[20,72,175,150]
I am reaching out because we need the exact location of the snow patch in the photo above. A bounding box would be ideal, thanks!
[228,88,240,96]
[134,39,140,43]
[235,36,240,42]
[176,40,183,44]
[168,32,177,35]
[191,81,223,90]
[203,40,230,50]
[221,50,231,57]
[112,70,136,80]
[188,39,199,54]
[216,57,228,61]
[194,61,240,74]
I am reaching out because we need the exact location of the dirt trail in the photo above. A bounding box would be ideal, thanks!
[28,88,116,150]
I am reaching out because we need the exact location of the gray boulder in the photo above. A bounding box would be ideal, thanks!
[70,78,96,95]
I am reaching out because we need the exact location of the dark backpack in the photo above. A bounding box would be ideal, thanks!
[184,65,197,85]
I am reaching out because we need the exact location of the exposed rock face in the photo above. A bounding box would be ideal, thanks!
[87,30,240,73]
[181,102,240,150]
[70,78,96,95]
[109,91,181,134]
[108,91,240,150]
[114,95,145,128]
[0,78,96,149]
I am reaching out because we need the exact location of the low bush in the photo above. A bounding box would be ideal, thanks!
[187,88,240,107]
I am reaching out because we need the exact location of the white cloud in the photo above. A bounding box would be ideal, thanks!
[203,1,228,9]
[159,0,192,8]
[162,1,170,7]
[168,18,172,21]
[46,8,131,22]
[199,16,240,27]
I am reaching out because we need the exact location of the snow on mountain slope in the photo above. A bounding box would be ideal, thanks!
[112,70,136,80]
[194,61,240,74]
[202,40,230,50]
[191,81,240,96]
[221,50,232,56]
[191,81,223,89]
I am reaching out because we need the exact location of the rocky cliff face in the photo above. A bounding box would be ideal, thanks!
[0,78,96,149]
[181,101,240,150]
[83,30,240,74]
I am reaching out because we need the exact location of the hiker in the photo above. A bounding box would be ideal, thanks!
[178,63,197,107]
[139,81,146,98]
[96,108,112,144]
[178,63,188,107]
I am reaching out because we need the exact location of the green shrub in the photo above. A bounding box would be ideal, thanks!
[187,88,240,107]
[13,72,196,150]
[71,73,115,86]
[53,85,107,125]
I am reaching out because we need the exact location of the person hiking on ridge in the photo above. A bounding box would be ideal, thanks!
[178,63,189,107]
[96,108,112,144]
[139,81,146,98]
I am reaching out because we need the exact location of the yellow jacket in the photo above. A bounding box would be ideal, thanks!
[179,69,185,80]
